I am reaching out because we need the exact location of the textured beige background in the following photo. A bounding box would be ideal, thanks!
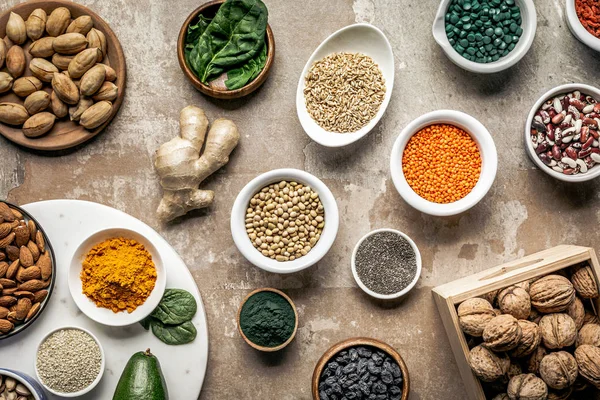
[3,0,600,398]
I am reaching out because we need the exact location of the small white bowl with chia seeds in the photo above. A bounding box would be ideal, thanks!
[351,229,421,300]
[35,326,105,397]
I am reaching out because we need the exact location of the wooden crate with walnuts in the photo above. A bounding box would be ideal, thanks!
[433,245,600,400]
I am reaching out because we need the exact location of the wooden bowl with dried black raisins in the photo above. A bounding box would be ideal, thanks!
[312,337,410,400]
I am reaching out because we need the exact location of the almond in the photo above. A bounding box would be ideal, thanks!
[46,7,71,37]
[0,296,16,307]
[27,220,37,241]
[0,279,15,288]
[0,223,11,239]
[12,76,43,97]
[87,28,106,61]
[13,291,33,300]
[0,262,8,278]
[26,8,47,41]
[38,252,51,280]
[0,318,13,333]
[29,58,59,82]
[14,298,31,320]
[17,266,40,282]
[18,280,45,292]
[51,53,74,70]
[36,231,46,253]
[6,260,18,280]
[0,233,15,248]
[68,48,100,79]
[51,72,79,105]
[92,81,118,102]
[13,224,29,247]
[23,112,56,138]
[0,203,15,222]
[5,245,19,261]
[27,240,40,262]
[11,208,22,219]
[0,307,8,319]
[50,90,68,118]
[29,37,55,58]
[6,12,27,45]
[66,15,93,36]
[80,64,105,96]
[25,302,40,322]
[2,287,16,296]
[0,72,13,93]
[19,246,33,267]
[33,290,48,303]
[53,33,88,55]
[0,253,5,262]
[80,100,112,129]
[6,45,25,77]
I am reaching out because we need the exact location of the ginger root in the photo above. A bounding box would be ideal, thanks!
[154,106,240,221]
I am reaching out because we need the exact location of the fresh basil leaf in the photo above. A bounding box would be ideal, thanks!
[188,0,268,83]
[150,289,197,325]
[151,320,197,345]
[224,43,267,90]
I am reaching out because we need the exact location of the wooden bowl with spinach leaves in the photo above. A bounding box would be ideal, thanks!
[177,0,275,99]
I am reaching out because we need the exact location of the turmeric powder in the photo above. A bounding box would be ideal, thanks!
[81,237,157,313]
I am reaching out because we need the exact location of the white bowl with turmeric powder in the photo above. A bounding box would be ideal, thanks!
[68,228,166,326]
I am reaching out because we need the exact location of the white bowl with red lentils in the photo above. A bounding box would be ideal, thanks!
[565,0,600,53]
[390,110,497,216]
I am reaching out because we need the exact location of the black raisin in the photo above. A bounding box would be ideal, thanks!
[358,347,372,358]
[349,348,358,361]
[390,386,402,395]
[331,383,342,394]
[390,363,401,378]
[343,363,357,374]
[381,371,393,384]
[325,377,337,386]
[358,380,371,395]
[336,366,343,376]
[373,382,387,394]
[320,390,329,400]
[371,353,383,366]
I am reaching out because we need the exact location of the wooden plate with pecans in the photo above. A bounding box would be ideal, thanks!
[0,201,55,340]
[0,0,126,152]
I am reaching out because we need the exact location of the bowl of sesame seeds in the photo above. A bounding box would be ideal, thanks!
[390,110,498,216]
[351,229,422,300]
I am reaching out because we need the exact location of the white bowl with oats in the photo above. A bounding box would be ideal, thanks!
[296,23,394,147]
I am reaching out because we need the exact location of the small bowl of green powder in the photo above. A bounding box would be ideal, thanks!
[237,288,298,352]
[351,229,422,300]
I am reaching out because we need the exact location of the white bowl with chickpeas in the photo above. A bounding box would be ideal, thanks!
[231,169,339,274]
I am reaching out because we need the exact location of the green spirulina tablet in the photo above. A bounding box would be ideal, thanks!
[444,0,522,63]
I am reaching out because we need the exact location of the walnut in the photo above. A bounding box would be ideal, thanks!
[492,394,509,400]
[567,296,585,331]
[584,310,599,326]
[480,289,499,306]
[515,280,530,293]
[458,298,495,337]
[571,264,599,299]
[539,313,577,349]
[510,320,542,358]
[530,275,575,313]
[528,308,542,324]
[539,351,578,390]
[483,314,523,352]
[575,344,600,388]
[498,286,531,320]
[507,374,548,400]
[547,387,572,400]
[468,345,510,382]
[508,362,523,380]
[573,375,589,392]
[577,323,600,347]
[526,345,547,374]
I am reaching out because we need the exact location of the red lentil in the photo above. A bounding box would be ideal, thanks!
[576,0,600,39]
[402,124,481,204]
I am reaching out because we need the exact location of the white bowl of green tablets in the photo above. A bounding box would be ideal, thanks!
[432,0,537,73]
[351,229,422,300]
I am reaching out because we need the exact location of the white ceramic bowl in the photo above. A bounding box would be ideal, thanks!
[231,168,339,274]
[432,0,537,73]
[566,0,600,52]
[390,110,497,216]
[68,227,167,326]
[0,368,47,399]
[524,83,600,182]
[296,23,394,147]
[351,228,422,300]
[35,326,105,397]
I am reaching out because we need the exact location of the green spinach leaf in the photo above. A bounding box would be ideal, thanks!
[185,15,212,63]
[224,43,267,90]
[150,288,197,325]
[188,0,268,83]
[140,316,153,331]
[151,320,197,345]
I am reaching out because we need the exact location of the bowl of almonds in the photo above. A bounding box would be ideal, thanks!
[0,0,126,151]
[0,201,55,340]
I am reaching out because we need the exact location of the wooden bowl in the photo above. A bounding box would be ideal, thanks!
[177,0,274,100]
[237,288,298,352]
[312,337,410,400]
[0,0,127,152]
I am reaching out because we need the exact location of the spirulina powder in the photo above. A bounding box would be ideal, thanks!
[355,231,417,295]
[240,291,295,348]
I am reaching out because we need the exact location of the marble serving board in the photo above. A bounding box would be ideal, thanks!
[0,200,209,399]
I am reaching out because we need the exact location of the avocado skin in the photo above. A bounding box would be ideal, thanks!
[112,349,169,400]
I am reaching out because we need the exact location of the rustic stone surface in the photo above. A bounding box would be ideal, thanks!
[2,0,600,398]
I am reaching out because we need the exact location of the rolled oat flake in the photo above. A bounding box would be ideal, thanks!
[36,328,102,393]
[355,231,417,295]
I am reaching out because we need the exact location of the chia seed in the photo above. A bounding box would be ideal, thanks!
[355,231,417,295]
[36,328,102,393]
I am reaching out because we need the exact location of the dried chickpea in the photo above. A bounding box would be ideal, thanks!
[402,124,481,204]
